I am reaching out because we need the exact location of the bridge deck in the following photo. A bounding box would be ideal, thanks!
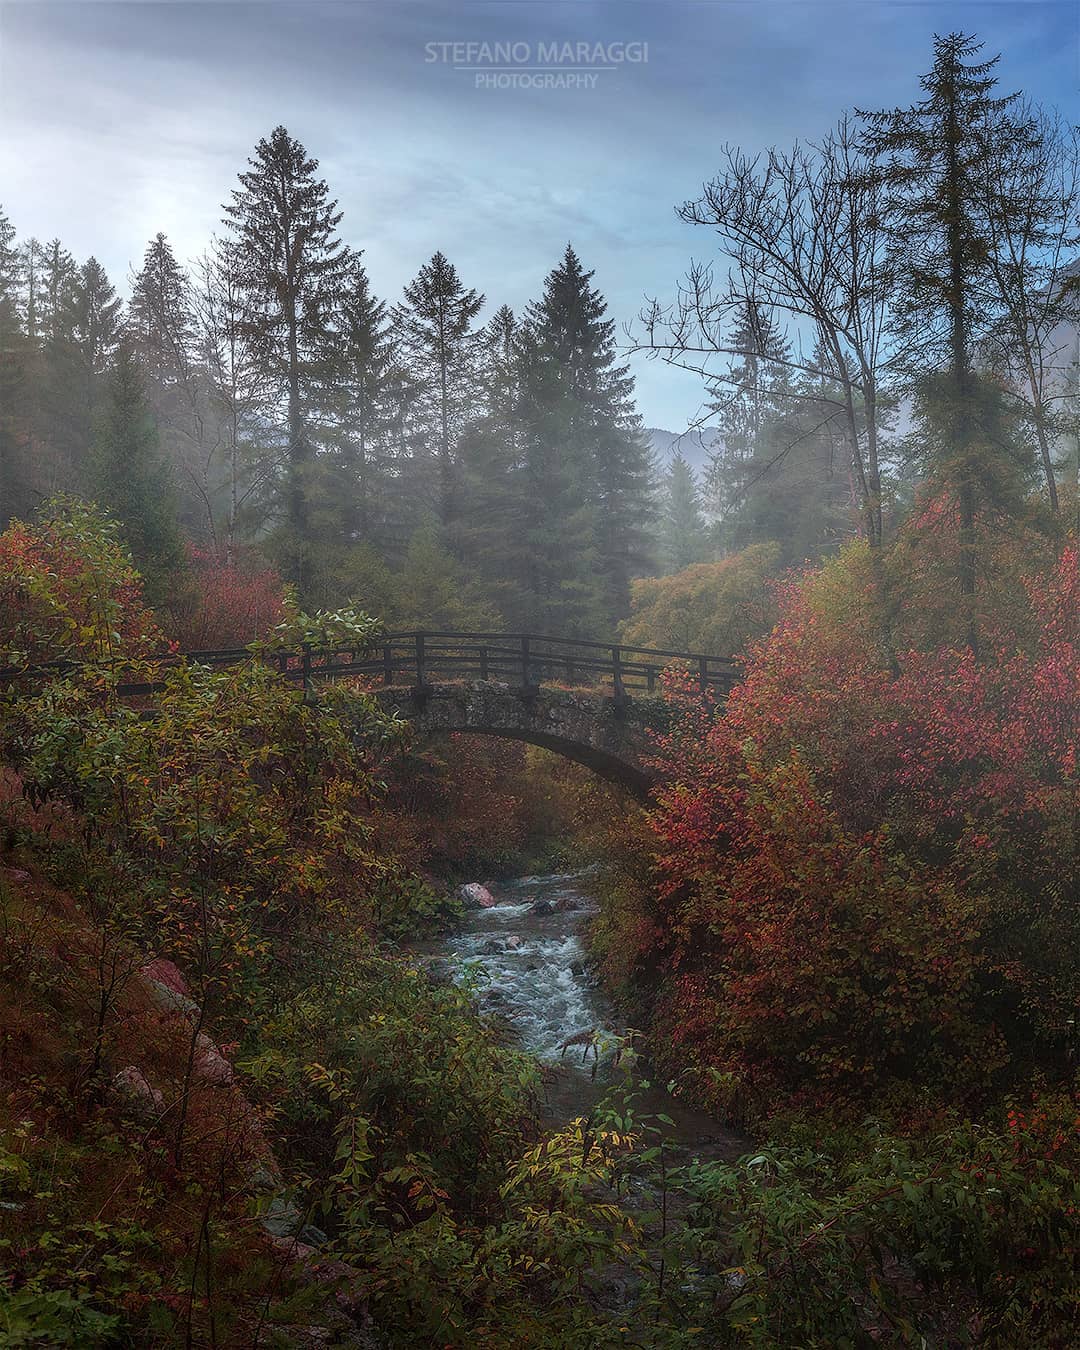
[1,631,740,700]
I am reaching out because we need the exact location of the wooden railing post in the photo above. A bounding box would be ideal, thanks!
[383,642,393,686]
[521,635,531,688]
[612,645,625,700]
[415,632,426,688]
[301,643,312,700]
[647,666,656,694]
[566,655,576,685]
[698,655,709,696]
[479,645,488,680]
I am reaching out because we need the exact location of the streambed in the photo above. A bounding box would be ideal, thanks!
[420,869,746,1160]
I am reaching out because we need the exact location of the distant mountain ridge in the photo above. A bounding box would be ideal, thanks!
[645,426,720,478]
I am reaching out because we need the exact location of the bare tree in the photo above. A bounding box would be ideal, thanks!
[636,118,899,547]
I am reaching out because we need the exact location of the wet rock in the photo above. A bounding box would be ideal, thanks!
[422,958,455,987]
[266,1232,317,1261]
[141,972,199,1020]
[570,960,586,976]
[113,1065,164,1120]
[553,895,580,913]
[262,1194,327,1247]
[141,957,189,997]
[458,882,496,909]
[193,1032,234,1086]
[243,1160,282,1195]
[529,899,554,917]
[505,935,523,951]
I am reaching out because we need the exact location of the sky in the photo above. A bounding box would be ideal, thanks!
[0,0,1076,430]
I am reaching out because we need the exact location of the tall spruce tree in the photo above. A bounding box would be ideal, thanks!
[863,33,1037,632]
[89,346,185,602]
[225,126,351,593]
[705,300,794,547]
[519,245,653,629]
[128,233,195,387]
[329,259,393,544]
[0,207,29,524]
[395,251,484,532]
[660,452,710,573]
[458,305,529,617]
[42,256,122,495]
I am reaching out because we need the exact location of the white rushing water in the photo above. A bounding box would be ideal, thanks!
[425,868,748,1153]
[435,870,616,1068]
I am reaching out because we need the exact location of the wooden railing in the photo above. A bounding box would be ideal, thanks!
[0,632,740,700]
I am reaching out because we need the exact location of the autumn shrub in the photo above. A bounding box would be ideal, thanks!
[240,952,542,1210]
[165,544,287,649]
[641,537,1078,1114]
[0,497,167,667]
[650,1093,1080,1348]
[619,541,780,655]
[2,643,411,1012]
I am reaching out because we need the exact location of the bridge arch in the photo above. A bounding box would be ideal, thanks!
[374,681,665,800]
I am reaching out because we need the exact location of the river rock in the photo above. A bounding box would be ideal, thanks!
[529,898,554,917]
[141,959,200,1020]
[553,895,580,913]
[505,935,523,951]
[458,882,496,909]
[422,958,455,987]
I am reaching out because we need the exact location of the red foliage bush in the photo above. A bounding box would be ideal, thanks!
[167,546,287,650]
[0,499,167,665]
[643,539,1078,1113]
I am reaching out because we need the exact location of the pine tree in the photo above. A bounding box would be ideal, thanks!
[660,452,710,572]
[39,240,77,345]
[394,251,484,532]
[518,245,653,629]
[89,346,184,602]
[193,236,272,554]
[225,126,352,593]
[0,206,30,525]
[128,233,195,387]
[328,260,393,544]
[10,238,77,512]
[705,299,794,545]
[458,305,529,617]
[43,256,122,494]
[863,33,1037,631]
[18,238,44,345]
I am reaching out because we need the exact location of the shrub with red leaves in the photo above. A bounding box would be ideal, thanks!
[642,538,1078,1113]
[167,546,287,650]
[0,498,168,666]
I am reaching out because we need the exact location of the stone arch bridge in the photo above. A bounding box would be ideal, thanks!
[363,633,738,800]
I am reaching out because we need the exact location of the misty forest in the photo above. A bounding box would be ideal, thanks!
[0,23,1078,1349]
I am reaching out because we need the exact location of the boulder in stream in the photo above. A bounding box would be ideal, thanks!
[458,882,496,909]
[505,935,523,951]
[529,898,554,917]
[553,895,580,913]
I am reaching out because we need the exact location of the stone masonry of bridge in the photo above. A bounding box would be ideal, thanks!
[374,679,671,800]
